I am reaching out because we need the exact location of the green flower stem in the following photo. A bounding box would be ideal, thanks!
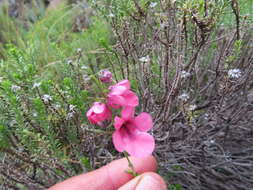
[83,127,113,135]
[90,75,108,98]
[123,151,138,177]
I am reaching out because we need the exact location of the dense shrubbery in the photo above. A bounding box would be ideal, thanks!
[0,0,253,189]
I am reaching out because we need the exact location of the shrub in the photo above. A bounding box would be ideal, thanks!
[0,0,253,189]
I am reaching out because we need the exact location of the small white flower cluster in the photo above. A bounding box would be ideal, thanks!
[228,68,242,79]
[83,74,90,82]
[69,104,76,112]
[160,22,169,29]
[0,77,3,83]
[181,71,191,79]
[81,65,88,70]
[67,60,73,65]
[150,2,158,8]
[42,94,52,104]
[108,13,115,18]
[11,85,21,92]
[53,104,61,110]
[77,48,82,53]
[188,104,197,111]
[178,92,190,101]
[32,82,41,89]
[9,120,17,127]
[66,112,75,120]
[139,55,150,63]
[203,113,209,120]
[66,104,76,120]
[204,139,215,147]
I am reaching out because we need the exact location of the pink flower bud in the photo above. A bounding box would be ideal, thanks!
[86,102,111,125]
[99,69,112,83]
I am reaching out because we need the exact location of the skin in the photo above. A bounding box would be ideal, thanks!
[48,156,167,190]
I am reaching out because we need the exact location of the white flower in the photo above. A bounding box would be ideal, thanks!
[150,2,157,8]
[0,77,3,83]
[204,113,209,120]
[108,13,115,18]
[228,68,242,79]
[53,104,61,110]
[66,112,75,120]
[178,92,190,101]
[139,55,150,62]
[9,120,17,127]
[77,48,82,53]
[67,60,73,65]
[32,82,41,89]
[224,152,232,161]
[33,112,38,117]
[11,85,21,92]
[204,139,215,146]
[160,22,169,29]
[81,65,88,70]
[188,104,197,111]
[181,71,191,78]
[69,104,76,112]
[42,94,52,103]
[83,74,90,82]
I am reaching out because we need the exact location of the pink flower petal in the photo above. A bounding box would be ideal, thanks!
[117,80,130,90]
[109,80,130,95]
[86,107,93,117]
[123,90,139,107]
[104,106,112,118]
[108,94,126,106]
[89,114,97,124]
[112,130,126,152]
[93,102,105,114]
[110,85,127,95]
[86,102,111,125]
[124,132,155,158]
[134,112,153,132]
[114,116,125,130]
[121,106,135,120]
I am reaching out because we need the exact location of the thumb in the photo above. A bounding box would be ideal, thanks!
[118,172,167,190]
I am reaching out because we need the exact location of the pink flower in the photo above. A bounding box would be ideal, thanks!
[108,80,138,108]
[86,102,111,125]
[99,69,112,83]
[112,109,155,158]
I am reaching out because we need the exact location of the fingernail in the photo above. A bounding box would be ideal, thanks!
[135,175,166,190]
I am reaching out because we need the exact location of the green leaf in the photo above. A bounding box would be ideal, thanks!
[80,156,92,171]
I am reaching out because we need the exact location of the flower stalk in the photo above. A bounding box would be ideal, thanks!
[123,151,138,177]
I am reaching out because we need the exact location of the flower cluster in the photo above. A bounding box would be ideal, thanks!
[99,69,113,83]
[86,79,155,158]
[181,70,191,79]
[228,68,242,79]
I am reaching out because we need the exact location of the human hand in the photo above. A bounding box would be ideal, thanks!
[48,156,167,190]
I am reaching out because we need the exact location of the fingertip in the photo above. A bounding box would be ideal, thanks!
[118,172,167,190]
[144,172,167,189]
[105,155,157,188]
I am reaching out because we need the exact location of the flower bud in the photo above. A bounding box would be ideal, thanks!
[99,69,112,83]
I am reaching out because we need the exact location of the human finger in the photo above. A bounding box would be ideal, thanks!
[48,155,157,190]
[118,172,167,190]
